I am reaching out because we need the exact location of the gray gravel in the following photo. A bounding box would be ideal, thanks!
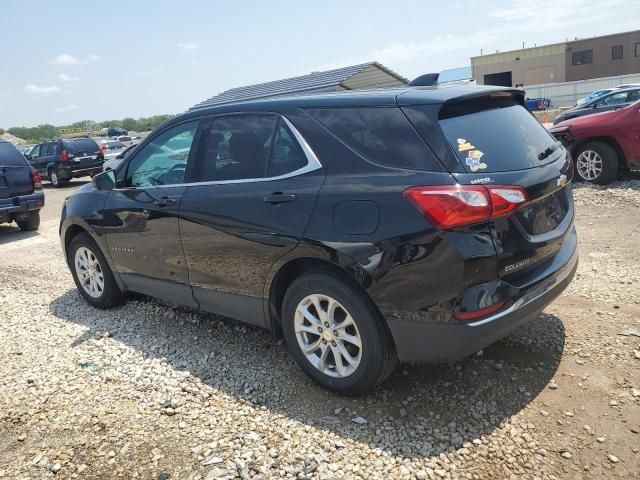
[1,178,639,479]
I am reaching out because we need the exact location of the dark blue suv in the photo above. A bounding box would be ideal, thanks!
[0,140,44,230]
[60,86,577,394]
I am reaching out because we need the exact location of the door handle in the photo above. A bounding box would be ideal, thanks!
[154,196,177,207]
[263,193,296,204]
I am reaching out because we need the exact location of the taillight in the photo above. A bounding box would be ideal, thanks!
[403,185,528,229]
[30,168,42,189]
[99,144,106,159]
[60,149,68,162]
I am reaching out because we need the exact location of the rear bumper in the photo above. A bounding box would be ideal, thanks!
[0,192,45,220]
[386,235,578,363]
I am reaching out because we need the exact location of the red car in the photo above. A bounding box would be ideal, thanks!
[549,100,640,184]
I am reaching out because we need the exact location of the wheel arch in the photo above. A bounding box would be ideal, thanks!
[265,249,375,338]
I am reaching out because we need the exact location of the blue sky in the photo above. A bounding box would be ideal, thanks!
[1,0,638,127]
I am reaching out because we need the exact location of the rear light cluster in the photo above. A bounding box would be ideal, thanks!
[99,143,106,159]
[403,184,528,229]
[30,168,42,189]
[60,149,68,162]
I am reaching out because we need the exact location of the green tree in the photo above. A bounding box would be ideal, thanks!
[121,117,137,132]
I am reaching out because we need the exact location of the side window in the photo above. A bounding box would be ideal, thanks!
[628,90,640,102]
[203,115,278,181]
[308,107,439,170]
[30,145,41,159]
[46,143,60,156]
[268,119,307,176]
[125,121,198,187]
[598,92,629,107]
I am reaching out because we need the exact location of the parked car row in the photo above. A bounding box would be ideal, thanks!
[575,83,640,106]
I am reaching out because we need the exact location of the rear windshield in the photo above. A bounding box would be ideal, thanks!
[0,142,29,167]
[438,99,560,173]
[307,107,441,170]
[65,138,99,153]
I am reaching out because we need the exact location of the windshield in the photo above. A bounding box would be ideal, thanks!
[439,102,560,173]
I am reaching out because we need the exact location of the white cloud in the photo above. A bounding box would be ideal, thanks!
[24,84,60,94]
[58,73,79,82]
[52,53,100,65]
[178,42,199,50]
[55,104,77,112]
[52,54,80,65]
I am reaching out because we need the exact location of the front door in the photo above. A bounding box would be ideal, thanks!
[179,114,325,326]
[101,119,201,306]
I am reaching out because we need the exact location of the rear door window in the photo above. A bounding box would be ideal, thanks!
[597,91,629,107]
[202,114,278,181]
[307,107,440,170]
[438,99,560,173]
[0,142,29,167]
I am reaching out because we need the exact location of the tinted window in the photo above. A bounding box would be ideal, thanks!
[268,119,307,176]
[438,100,559,173]
[628,90,640,102]
[125,121,197,187]
[45,143,59,156]
[29,144,41,159]
[0,142,29,167]
[202,115,278,181]
[308,107,437,170]
[67,138,99,154]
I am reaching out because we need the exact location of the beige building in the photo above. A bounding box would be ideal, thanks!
[471,30,640,87]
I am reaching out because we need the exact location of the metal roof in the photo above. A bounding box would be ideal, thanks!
[190,62,408,110]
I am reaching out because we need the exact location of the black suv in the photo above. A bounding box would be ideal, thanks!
[27,138,104,187]
[1,140,44,230]
[60,86,577,394]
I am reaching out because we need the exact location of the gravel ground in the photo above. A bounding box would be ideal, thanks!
[1,178,639,480]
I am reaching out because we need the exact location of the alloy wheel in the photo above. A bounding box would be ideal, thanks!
[294,294,362,378]
[576,149,603,181]
[74,246,105,298]
[50,171,59,186]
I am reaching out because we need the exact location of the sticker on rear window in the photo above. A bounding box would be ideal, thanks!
[465,149,487,172]
[457,138,475,152]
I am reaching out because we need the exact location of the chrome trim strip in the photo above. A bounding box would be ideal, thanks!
[113,115,322,191]
[467,250,578,327]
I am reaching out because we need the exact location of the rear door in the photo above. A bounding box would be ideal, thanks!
[0,142,33,206]
[179,113,325,327]
[403,94,575,282]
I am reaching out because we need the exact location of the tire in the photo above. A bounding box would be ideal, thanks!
[68,233,125,308]
[574,142,619,185]
[17,210,40,231]
[282,268,397,395]
[49,169,69,188]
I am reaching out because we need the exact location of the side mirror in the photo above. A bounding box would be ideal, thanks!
[91,169,116,191]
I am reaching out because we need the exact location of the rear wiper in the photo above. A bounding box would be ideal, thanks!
[538,141,562,161]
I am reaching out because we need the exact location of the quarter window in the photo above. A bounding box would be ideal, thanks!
[125,121,198,187]
[307,107,438,170]
[572,50,593,65]
[612,45,623,60]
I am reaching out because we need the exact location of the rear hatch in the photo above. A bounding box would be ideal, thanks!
[64,138,103,169]
[402,91,575,281]
[0,142,34,206]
